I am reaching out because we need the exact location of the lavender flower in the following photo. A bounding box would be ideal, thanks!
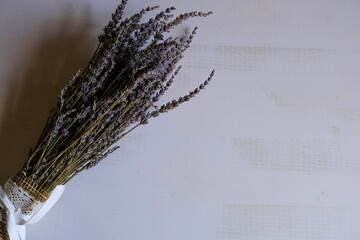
[21,2,214,192]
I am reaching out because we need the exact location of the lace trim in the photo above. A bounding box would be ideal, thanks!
[0,174,50,240]
[13,174,49,203]
[4,179,45,216]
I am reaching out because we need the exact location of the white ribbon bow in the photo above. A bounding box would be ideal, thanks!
[0,185,65,240]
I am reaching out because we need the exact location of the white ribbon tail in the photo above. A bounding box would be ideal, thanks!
[0,184,65,240]
[6,213,25,240]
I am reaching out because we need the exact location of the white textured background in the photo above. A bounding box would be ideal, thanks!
[1,0,360,239]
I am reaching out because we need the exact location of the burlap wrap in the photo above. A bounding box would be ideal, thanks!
[0,174,49,240]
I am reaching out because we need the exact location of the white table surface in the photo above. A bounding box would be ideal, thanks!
[1,0,360,239]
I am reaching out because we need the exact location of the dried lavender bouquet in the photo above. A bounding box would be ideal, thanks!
[0,1,214,239]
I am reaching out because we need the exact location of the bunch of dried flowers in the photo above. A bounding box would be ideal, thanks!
[22,1,213,192]
[0,1,213,239]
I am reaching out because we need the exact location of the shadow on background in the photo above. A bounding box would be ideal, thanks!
[0,4,96,185]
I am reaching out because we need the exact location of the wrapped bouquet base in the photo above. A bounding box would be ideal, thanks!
[0,174,64,240]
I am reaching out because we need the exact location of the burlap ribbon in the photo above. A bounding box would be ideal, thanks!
[0,174,64,240]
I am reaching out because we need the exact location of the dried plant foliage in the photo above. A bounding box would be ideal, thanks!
[20,0,214,192]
